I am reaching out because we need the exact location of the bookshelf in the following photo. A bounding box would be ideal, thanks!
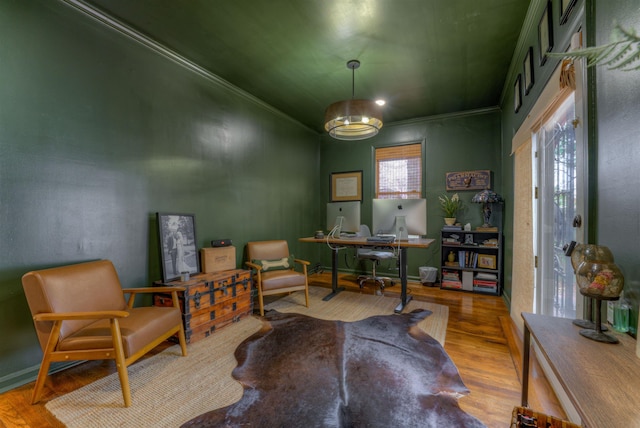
[440,227,502,295]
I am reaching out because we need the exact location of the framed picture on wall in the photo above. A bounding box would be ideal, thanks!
[560,0,577,24]
[514,74,522,113]
[538,1,554,66]
[157,212,200,282]
[523,46,534,95]
[331,170,363,202]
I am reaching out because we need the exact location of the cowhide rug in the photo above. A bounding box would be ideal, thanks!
[182,309,485,428]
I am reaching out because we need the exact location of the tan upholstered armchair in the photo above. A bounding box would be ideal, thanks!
[245,240,310,316]
[21,260,187,407]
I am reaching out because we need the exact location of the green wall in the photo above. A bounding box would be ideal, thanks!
[499,0,586,305]
[0,0,320,390]
[317,110,503,280]
[499,0,640,331]
[592,0,640,334]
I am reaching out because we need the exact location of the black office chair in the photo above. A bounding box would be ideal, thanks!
[356,225,396,290]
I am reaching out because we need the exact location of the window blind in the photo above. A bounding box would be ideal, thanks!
[375,143,422,199]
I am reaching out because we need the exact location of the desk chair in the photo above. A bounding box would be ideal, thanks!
[356,225,396,290]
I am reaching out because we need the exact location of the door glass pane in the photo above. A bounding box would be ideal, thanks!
[539,94,577,318]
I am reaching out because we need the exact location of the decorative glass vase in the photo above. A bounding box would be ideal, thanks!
[570,244,614,273]
[576,258,624,299]
[444,217,456,226]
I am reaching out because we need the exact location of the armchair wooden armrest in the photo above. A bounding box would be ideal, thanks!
[123,286,185,294]
[245,261,261,271]
[122,286,185,308]
[294,258,310,266]
[33,310,130,322]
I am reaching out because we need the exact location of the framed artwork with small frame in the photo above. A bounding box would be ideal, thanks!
[538,1,554,66]
[560,0,577,24]
[523,46,534,95]
[514,74,522,113]
[478,254,497,270]
[330,170,363,202]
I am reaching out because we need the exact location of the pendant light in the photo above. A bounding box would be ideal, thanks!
[324,59,383,140]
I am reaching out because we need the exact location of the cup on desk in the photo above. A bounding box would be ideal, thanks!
[314,230,324,239]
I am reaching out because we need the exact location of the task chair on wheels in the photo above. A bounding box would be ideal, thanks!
[356,225,396,290]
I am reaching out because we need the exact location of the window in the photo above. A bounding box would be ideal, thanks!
[375,143,422,199]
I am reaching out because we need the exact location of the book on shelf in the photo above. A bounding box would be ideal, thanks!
[442,238,461,245]
[473,285,497,293]
[475,272,497,281]
[442,225,462,231]
[457,250,478,268]
[473,279,497,287]
[442,269,461,281]
[442,280,462,289]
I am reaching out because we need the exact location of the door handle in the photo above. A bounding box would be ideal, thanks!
[572,215,582,228]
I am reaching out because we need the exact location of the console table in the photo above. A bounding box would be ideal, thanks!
[521,312,640,427]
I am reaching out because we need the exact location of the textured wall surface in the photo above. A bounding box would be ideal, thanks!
[594,1,640,334]
[0,0,320,389]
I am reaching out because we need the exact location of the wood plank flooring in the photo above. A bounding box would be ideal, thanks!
[0,272,565,427]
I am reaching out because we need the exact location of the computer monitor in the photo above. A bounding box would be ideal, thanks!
[326,201,361,234]
[372,198,427,240]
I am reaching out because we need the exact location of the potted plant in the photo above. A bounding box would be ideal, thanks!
[439,193,462,225]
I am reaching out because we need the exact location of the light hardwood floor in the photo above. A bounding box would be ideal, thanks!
[0,272,565,427]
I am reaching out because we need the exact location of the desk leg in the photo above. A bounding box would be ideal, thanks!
[521,324,531,407]
[394,247,412,313]
[323,247,345,301]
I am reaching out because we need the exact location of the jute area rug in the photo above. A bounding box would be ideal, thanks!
[46,286,448,427]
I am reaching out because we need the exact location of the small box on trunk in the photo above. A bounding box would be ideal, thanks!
[200,246,236,273]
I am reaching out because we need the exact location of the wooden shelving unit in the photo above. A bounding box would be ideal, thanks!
[440,228,502,295]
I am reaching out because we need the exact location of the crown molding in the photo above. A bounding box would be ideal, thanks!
[499,0,545,107]
[60,0,312,132]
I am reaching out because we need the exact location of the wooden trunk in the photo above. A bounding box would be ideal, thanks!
[154,269,253,344]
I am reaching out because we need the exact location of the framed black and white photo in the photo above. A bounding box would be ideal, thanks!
[523,46,534,95]
[157,212,200,282]
[538,1,554,66]
[560,0,577,25]
[514,74,522,113]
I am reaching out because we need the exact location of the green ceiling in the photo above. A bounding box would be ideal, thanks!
[81,0,530,133]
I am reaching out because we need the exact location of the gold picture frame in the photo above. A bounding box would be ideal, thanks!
[477,254,497,270]
[331,170,362,202]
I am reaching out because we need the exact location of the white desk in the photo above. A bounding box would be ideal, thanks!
[300,236,434,313]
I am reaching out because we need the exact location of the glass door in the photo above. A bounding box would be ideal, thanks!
[534,92,585,318]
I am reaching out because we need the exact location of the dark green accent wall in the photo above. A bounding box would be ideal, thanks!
[592,1,640,334]
[318,111,503,279]
[0,0,320,390]
[500,0,640,332]
[499,0,586,306]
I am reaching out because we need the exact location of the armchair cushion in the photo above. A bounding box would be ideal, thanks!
[57,306,182,356]
[260,270,307,292]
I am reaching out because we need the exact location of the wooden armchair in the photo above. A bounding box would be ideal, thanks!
[245,240,310,316]
[21,260,187,407]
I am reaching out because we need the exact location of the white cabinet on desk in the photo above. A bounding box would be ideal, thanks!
[440,228,502,295]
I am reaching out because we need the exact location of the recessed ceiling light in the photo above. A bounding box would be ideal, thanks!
[375,99,386,106]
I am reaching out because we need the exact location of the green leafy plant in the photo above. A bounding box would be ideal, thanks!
[439,193,462,218]
[550,24,640,71]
